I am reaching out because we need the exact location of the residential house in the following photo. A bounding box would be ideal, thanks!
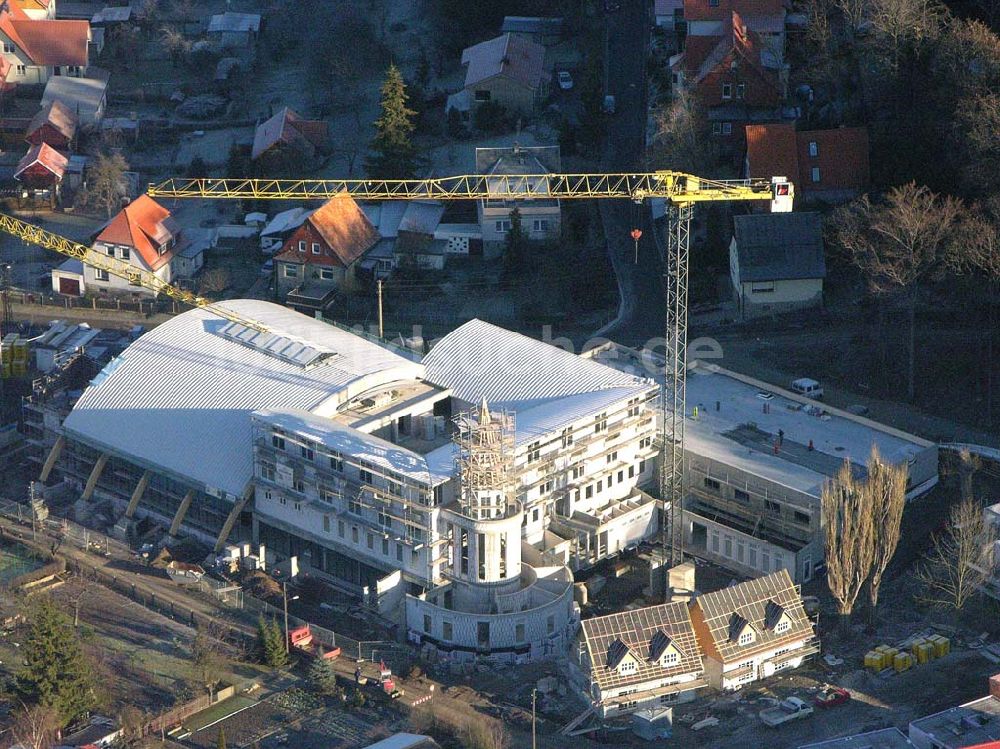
[908,675,1000,749]
[729,211,825,321]
[499,16,564,46]
[475,145,561,252]
[447,33,547,117]
[670,11,787,147]
[206,12,261,51]
[85,195,181,297]
[0,8,90,86]
[10,0,55,21]
[576,602,707,719]
[274,192,381,311]
[655,0,685,30]
[251,106,328,164]
[683,0,786,61]
[799,728,915,749]
[41,75,107,125]
[260,207,310,252]
[394,201,447,271]
[745,124,870,204]
[14,141,67,191]
[25,98,76,149]
[689,570,817,690]
[51,258,85,296]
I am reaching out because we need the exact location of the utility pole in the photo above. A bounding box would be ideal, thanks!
[531,689,537,749]
[282,581,290,655]
[376,278,384,339]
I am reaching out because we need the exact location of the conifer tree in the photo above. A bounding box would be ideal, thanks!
[366,63,418,178]
[15,597,97,725]
[308,655,338,695]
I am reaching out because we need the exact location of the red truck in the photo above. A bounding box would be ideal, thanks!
[288,625,341,660]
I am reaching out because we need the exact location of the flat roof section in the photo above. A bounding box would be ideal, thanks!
[798,727,914,749]
[909,696,1000,748]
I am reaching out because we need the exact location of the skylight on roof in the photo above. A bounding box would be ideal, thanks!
[216,322,337,369]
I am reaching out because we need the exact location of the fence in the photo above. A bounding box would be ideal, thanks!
[9,287,180,318]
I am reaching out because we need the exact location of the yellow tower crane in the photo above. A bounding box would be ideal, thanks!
[0,170,794,593]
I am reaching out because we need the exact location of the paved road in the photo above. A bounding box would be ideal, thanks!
[595,1,666,348]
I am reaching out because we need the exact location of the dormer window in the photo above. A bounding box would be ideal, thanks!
[764,600,792,634]
[648,629,683,668]
[606,638,639,675]
[729,613,756,645]
[775,619,790,634]
[738,630,755,646]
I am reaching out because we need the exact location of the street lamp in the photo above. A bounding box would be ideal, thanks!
[282,581,299,654]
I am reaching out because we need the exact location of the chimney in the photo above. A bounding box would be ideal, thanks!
[990,673,1000,700]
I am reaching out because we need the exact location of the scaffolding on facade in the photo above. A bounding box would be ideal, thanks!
[453,399,516,520]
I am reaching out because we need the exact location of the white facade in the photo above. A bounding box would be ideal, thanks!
[729,238,824,321]
[84,239,173,297]
[706,637,813,691]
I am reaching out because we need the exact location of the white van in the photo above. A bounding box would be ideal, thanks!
[790,378,823,399]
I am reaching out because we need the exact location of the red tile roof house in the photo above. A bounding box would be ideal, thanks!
[446,33,547,117]
[25,98,76,149]
[670,11,788,151]
[683,0,787,62]
[85,195,189,297]
[745,123,870,204]
[14,140,66,191]
[0,4,90,87]
[251,107,329,167]
[10,0,56,21]
[274,192,381,313]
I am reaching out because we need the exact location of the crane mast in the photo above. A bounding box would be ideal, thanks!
[0,170,794,599]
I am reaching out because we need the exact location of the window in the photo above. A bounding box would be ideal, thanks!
[271,434,285,450]
[349,497,362,515]
[639,459,646,473]
[16,65,25,76]
[722,83,732,99]
[709,0,719,6]
[640,436,652,449]
[704,477,721,491]
[121,248,130,261]
[2,43,12,53]
[532,219,549,232]
[734,488,750,503]
[495,219,511,233]
[572,465,584,479]
[735,83,746,99]
[359,468,373,484]
[382,538,389,555]
[94,269,110,281]
[775,619,790,634]
[311,243,321,255]
[106,246,115,257]
[527,442,540,463]
[397,543,404,562]
[793,510,810,526]
[595,413,608,433]
[423,614,431,633]
[260,463,275,481]
[712,122,722,135]
[300,444,314,460]
[378,506,390,527]
[751,282,774,294]
[515,622,525,642]
[283,265,298,278]
[532,508,539,522]
[338,519,344,537]
[293,479,304,493]
[808,141,818,157]
[323,515,330,532]
[722,122,732,135]
[765,499,780,515]
[442,620,453,640]
[661,651,679,666]
[547,615,555,634]
[367,533,374,549]
[562,428,574,448]
[738,630,754,646]
[351,526,359,543]
[586,485,594,499]
[724,536,732,557]
[320,268,334,281]
[298,241,306,252]
[811,167,821,182]
[606,451,618,464]
[628,398,641,417]
[474,89,491,102]
[329,454,343,471]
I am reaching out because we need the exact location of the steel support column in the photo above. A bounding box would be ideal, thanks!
[81,453,109,502]
[38,434,65,482]
[661,204,692,590]
[124,470,151,519]
[168,490,194,538]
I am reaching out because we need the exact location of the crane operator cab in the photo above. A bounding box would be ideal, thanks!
[771,177,794,212]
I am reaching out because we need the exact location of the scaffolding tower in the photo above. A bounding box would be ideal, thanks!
[453,399,516,521]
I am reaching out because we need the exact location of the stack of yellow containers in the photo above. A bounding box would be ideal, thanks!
[11,337,27,377]
[928,634,951,657]
[865,651,884,671]
[912,639,936,665]
[0,335,11,379]
[893,651,914,672]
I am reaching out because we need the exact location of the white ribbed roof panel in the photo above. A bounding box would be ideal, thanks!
[64,300,425,498]
[423,319,650,410]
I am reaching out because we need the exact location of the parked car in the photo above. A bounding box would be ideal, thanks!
[790,377,824,399]
[557,70,574,90]
[760,697,814,727]
[603,95,616,114]
[814,687,850,709]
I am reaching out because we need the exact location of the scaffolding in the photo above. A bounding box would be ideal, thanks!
[453,400,516,521]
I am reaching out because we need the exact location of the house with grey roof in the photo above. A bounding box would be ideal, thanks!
[446,33,547,117]
[729,211,826,321]
[576,601,707,718]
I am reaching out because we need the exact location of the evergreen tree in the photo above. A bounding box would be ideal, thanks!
[503,207,527,279]
[365,63,419,178]
[15,597,97,726]
[217,727,227,749]
[307,655,339,696]
[257,617,286,669]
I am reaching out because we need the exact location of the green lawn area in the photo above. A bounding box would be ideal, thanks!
[184,694,259,733]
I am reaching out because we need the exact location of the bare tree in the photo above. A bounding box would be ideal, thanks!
[190,623,228,696]
[86,152,130,219]
[864,446,909,629]
[822,460,877,630]
[830,0,868,32]
[9,702,59,749]
[198,268,230,297]
[868,0,945,68]
[916,498,997,609]
[159,26,191,67]
[833,183,962,402]
[464,717,508,749]
[646,89,716,174]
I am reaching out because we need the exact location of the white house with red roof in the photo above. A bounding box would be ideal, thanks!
[10,0,55,21]
[13,140,66,190]
[0,2,90,86]
[447,33,547,116]
[251,107,328,162]
[84,195,188,297]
